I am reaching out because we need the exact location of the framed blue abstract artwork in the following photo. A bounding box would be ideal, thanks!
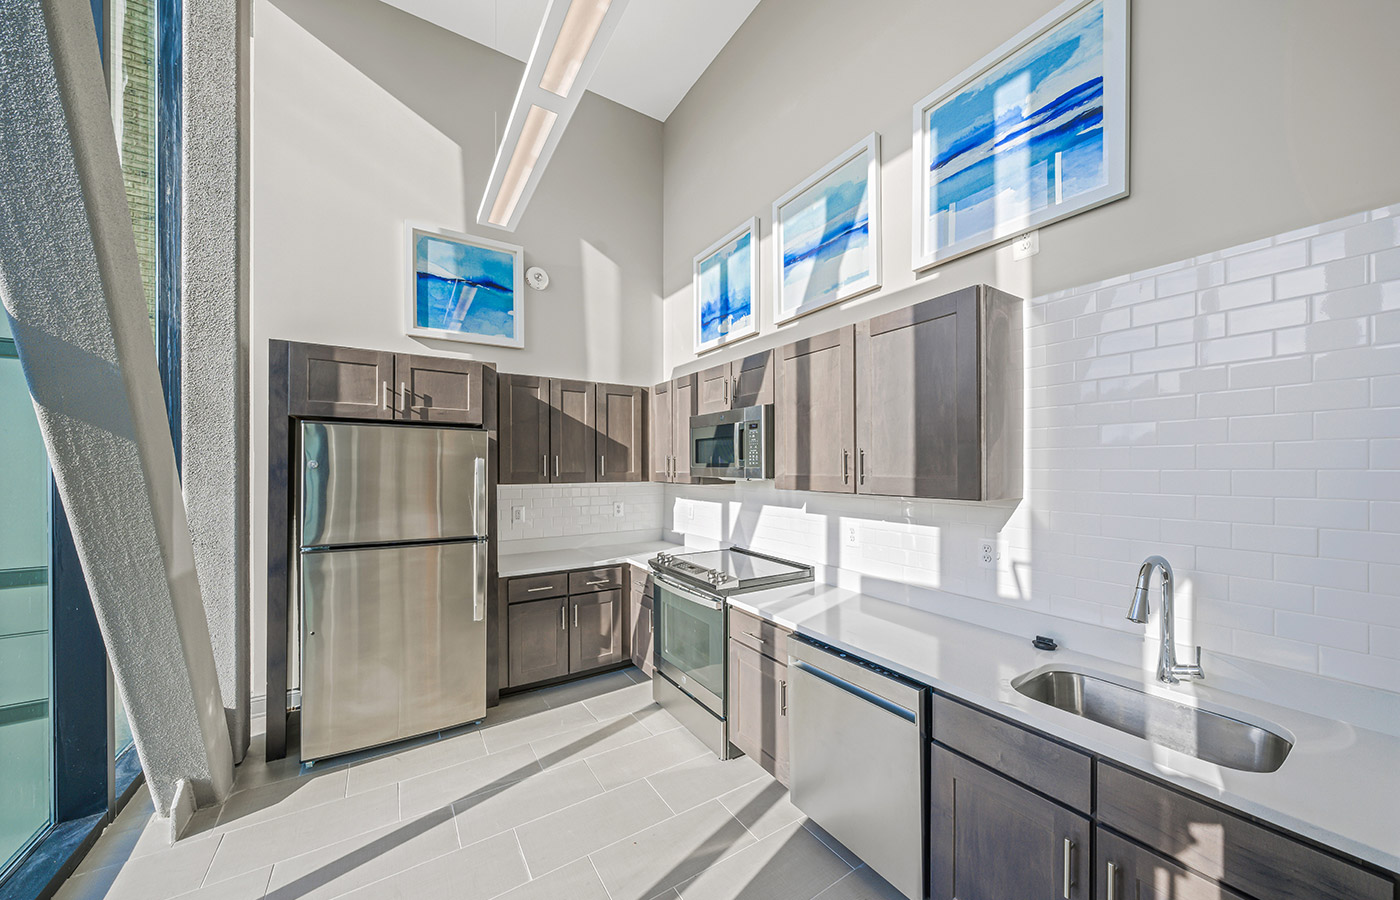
[405,225,525,348]
[693,217,760,354]
[911,0,1129,269]
[772,133,882,324]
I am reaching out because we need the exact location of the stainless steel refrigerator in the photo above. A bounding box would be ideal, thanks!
[298,421,490,760]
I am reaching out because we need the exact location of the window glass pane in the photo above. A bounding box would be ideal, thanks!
[0,342,53,873]
[111,0,159,338]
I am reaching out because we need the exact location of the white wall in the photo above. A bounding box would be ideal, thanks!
[660,0,1400,378]
[668,205,1400,696]
[248,0,663,698]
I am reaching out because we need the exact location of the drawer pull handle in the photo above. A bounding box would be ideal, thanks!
[586,580,610,586]
[1106,862,1118,900]
[1062,838,1075,899]
[742,631,767,644]
[527,586,554,593]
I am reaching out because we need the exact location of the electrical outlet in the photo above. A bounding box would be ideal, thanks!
[511,505,525,524]
[844,523,859,547]
[1011,230,1039,260]
[978,539,997,568]
[613,501,624,518]
[686,500,695,521]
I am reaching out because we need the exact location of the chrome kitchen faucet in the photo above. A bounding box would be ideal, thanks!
[1127,555,1205,684]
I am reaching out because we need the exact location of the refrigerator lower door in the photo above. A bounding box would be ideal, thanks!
[301,541,487,760]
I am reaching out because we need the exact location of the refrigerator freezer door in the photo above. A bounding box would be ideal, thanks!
[301,541,487,760]
[301,422,490,547]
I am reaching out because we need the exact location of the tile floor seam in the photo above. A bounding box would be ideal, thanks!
[197,833,225,888]
[511,828,534,881]
[586,854,617,900]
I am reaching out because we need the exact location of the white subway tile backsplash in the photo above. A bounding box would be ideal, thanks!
[660,204,1400,695]
[497,482,663,542]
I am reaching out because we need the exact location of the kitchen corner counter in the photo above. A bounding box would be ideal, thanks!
[728,582,1400,875]
[497,539,683,578]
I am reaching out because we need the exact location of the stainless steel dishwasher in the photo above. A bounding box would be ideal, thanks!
[788,635,929,900]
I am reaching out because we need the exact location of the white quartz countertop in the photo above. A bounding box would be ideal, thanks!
[728,583,1400,874]
[498,539,683,578]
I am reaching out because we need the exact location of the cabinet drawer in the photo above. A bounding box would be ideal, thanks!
[507,572,569,603]
[933,694,1091,812]
[729,606,790,663]
[1097,762,1393,900]
[569,566,623,594]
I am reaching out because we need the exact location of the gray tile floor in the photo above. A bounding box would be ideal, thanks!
[54,668,905,900]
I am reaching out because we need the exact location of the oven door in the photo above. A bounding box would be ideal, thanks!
[652,576,726,716]
[688,410,745,479]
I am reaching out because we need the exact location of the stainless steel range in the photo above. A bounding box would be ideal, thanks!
[649,548,813,757]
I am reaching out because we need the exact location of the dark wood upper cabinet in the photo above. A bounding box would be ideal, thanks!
[775,326,856,493]
[930,744,1090,900]
[731,349,775,408]
[507,597,569,687]
[395,353,485,425]
[856,284,1022,501]
[595,383,647,483]
[568,589,624,672]
[288,343,395,419]
[498,374,551,484]
[550,379,597,483]
[650,380,673,482]
[696,363,731,415]
[670,373,699,484]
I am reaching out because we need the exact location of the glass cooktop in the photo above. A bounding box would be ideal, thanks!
[649,547,813,596]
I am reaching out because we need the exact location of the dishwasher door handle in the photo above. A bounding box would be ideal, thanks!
[790,660,916,724]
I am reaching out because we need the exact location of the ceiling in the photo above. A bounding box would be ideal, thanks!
[377,0,763,121]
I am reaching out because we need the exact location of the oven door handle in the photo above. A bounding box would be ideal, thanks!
[655,574,724,610]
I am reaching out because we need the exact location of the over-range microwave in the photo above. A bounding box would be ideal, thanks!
[688,405,775,481]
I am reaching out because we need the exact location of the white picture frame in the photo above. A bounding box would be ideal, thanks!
[405,223,526,348]
[693,217,761,354]
[911,0,1130,270]
[772,133,882,324]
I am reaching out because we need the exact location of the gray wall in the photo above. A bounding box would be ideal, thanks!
[660,0,1400,375]
[249,0,664,700]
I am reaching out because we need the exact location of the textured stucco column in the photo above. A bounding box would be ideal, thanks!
[181,0,252,764]
[0,0,234,812]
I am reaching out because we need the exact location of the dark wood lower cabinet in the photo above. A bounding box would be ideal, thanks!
[569,589,624,672]
[1096,827,1248,900]
[930,744,1090,900]
[507,597,569,687]
[727,638,789,785]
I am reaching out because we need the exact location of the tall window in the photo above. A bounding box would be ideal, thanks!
[111,0,159,337]
[0,321,53,875]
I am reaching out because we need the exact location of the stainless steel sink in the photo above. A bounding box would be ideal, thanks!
[1012,669,1293,773]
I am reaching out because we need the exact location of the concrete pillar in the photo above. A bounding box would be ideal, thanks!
[0,0,234,813]
[181,0,253,764]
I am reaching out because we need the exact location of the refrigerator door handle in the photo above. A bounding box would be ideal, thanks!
[475,456,489,537]
[474,542,487,622]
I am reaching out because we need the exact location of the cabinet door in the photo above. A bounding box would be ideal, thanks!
[930,744,1090,900]
[1097,828,1248,900]
[731,349,775,408]
[507,597,569,687]
[569,589,624,672]
[727,639,789,784]
[396,353,484,424]
[595,383,647,483]
[856,287,980,500]
[288,343,394,419]
[671,374,700,484]
[697,362,732,414]
[499,374,551,484]
[550,379,597,483]
[650,380,673,482]
[775,326,855,493]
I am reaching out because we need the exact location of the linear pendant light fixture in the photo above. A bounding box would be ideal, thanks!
[478,0,629,231]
